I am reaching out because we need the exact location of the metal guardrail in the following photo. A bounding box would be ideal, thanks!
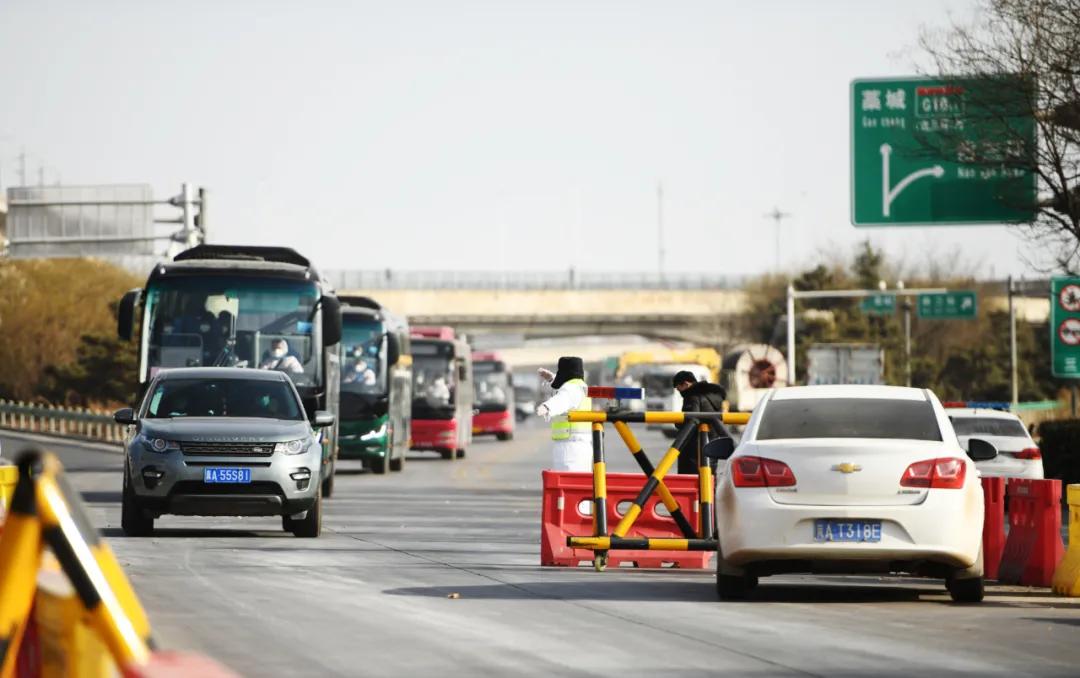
[0,400,125,444]
[326,269,745,291]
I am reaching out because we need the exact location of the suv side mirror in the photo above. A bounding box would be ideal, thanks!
[320,295,342,347]
[702,436,736,461]
[967,437,998,462]
[386,333,400,366]
[113,408,137,425]
[313,410,335,428]
[118,289,141,341]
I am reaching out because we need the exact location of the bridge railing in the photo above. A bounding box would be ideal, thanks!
[326,269,744,291]
[0,400,125,444]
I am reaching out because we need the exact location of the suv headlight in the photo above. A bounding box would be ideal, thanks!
[144,437,180,453]
[274,439,308,455]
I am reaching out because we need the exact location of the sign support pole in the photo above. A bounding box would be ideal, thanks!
[904,300,912,388]
[1009,276,1018,406]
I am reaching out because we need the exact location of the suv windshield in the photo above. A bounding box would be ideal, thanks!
[757,397,942,441]
[144,378,304,420]
[950,416,1028,437]
[144,276,320,387]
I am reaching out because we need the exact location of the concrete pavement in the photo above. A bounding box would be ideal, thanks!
[2,423,1079,677]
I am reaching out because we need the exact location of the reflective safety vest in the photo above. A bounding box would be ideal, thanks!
[551,379,592,441]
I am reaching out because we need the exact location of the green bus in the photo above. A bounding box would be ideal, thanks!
[338,296,412,474]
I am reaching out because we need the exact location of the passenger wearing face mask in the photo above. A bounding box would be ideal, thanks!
[259,338,304,374]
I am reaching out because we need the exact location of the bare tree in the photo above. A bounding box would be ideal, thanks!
[919,0,1080,270]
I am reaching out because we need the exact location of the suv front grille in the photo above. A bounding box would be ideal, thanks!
[181,441,275,456]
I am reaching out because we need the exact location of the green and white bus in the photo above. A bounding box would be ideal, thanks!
[338,296,412,474]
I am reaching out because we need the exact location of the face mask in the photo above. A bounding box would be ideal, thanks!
[355,363,365,372]
[272,349,286,359]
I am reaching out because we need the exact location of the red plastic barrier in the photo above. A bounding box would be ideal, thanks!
[123,652,240,678]
[981,477,1006,580]
[540,470,711,569]
[998,478,1066,587]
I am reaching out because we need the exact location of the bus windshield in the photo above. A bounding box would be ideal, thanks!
[413,341,456,415]
[474,362,510,410]
[340,317,388,418]
[144,276,321,387]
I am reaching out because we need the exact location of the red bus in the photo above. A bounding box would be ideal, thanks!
[409,327,474,459]
[472,352,515,441]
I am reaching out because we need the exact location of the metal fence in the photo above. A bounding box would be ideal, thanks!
[326,269,744,291]
[0,400,125,445]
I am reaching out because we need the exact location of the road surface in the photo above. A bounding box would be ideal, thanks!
[2,424,1079,677]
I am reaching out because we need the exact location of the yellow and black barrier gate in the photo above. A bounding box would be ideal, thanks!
[566,410,750,570]
[0,449,154,677]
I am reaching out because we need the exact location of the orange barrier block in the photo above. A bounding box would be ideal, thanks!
[540,470,711,569]
[981,477,1006,581]
[998,478,1065,587]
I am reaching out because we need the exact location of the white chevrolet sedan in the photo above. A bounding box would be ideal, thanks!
[714,385,992,602]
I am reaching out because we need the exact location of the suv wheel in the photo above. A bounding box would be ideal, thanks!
[947,576,984,603]
[290,491,322,538]
[439,448,454,460]
[121,471,154,537]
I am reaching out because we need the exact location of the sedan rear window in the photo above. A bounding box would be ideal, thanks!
[949,416,1028,438]
[756,398,942,441]
[145,378,304,420]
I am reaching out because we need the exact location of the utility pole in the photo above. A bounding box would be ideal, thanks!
[37,165,44,187]
[764,207,791,273]
[657,181,665,279]
[18,150,26,186]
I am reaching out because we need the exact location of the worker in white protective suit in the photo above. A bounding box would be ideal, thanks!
[535,357,592,472]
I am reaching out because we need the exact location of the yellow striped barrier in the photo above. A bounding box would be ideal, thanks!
[1052,484,1080,597]
[565,409,746,567]
[0,449,154,678]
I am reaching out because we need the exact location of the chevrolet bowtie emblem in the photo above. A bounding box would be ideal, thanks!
[833,463,862,473]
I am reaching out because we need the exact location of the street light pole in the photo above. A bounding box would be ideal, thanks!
[786,284,796,385]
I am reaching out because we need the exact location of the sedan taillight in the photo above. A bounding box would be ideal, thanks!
[900,457,967,489]
[1015,447,1041,460]
[731,456,796,487]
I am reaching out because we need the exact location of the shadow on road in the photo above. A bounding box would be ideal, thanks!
[382,578,933,604]
[100,526,277,539]
[81,490,121,504]
[1023,616,1080,627]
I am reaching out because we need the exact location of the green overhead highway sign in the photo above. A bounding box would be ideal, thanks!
[860,294,896,315]
[1051,277,1080,378]
[851,77,1035,226]
[917,291,977,319]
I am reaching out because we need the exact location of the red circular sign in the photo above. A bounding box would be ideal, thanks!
[1059,318,1080,345]
[1060,284,1080,312]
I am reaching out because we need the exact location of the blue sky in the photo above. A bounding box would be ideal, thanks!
[1,0,1038,278]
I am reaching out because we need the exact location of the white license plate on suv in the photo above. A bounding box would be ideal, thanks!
[203,467,252,484]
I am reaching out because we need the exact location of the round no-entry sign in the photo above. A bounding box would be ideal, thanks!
[1059,318,1080,345]
[1059,284,1080,312]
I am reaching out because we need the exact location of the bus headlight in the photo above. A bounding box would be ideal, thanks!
[360,424,387,441]
[274,439,308,455]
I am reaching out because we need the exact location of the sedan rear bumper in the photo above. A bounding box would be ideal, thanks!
[717,487,983,572]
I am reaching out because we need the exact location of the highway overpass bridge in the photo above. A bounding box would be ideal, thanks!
[328,271,1048,347]
[330,283,749,345]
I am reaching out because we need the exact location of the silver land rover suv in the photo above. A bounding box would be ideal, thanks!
[116,367,334,537]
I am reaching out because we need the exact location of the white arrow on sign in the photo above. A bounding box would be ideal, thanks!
[881,143,945,217]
